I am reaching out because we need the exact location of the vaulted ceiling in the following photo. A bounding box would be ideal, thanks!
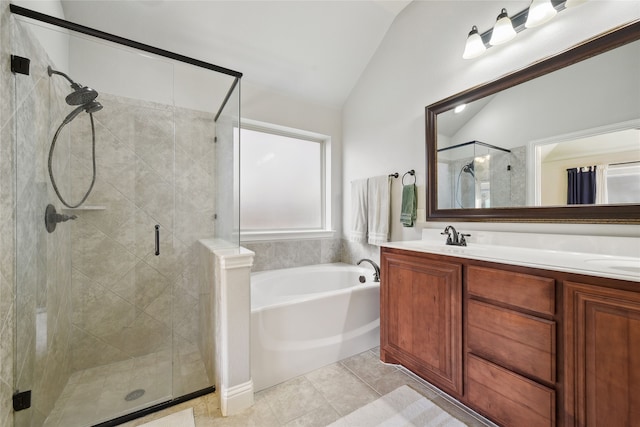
[60,0,412,108]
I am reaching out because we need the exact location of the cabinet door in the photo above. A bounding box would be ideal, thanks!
[381,251,463,396]
[564,281,640,427]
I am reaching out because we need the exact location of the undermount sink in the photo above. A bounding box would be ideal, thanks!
[584,258,640,274]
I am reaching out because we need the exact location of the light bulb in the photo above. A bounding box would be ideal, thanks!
[462,26,486,59]
[489,8,517,46]
[526,0,557,28]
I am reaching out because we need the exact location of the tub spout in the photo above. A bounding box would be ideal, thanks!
[357,258,380,282]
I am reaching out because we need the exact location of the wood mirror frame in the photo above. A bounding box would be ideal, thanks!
[426,20,640,224]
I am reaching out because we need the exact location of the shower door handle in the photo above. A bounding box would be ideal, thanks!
[154,225,160,256]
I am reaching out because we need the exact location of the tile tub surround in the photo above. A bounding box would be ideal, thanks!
[242,238,342,272]
[241,237,385,274]
[118,348,496,427]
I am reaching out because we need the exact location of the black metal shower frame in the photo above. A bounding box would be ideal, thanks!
[10,4,242,426]
[9,4,242,121]
[437,140,512,153]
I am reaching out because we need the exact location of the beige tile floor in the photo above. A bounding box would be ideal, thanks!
[119,348,497,427]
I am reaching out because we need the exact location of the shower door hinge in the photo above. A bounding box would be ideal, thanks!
[10,55,30,75]
[214,136,218,143]
[13,390,31,411]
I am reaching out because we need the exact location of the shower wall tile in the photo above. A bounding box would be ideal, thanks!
[0,294,14,393]
[3,13,222,419]
[510,146,527,206]
[0,0,14,423]
[2,10,77,427]
[67,95,218,400]
[70,326,129,372]
[112,260,170,310]
[72,269,137,339]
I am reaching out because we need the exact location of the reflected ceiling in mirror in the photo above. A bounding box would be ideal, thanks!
[426,20,640,223]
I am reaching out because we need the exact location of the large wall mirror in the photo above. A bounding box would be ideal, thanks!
[426,20,640,223]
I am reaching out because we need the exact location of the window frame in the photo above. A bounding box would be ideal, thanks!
[237,119,334,242]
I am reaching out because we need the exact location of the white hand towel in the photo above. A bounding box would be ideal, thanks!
[349,178,368,243]
[595,164,608,204]
[367,175,391,246]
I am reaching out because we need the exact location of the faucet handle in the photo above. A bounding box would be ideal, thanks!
[440,231,451,244]
[459,233,471,246]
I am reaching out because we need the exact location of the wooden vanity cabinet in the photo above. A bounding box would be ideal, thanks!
[380,249,463,397]
[465,266,557,427]
[564,281,640,427]
[381,246,640,427]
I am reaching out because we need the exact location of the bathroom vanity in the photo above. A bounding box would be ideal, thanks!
[380,233,640,427]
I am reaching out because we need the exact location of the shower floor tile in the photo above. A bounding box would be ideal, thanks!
[43,349,209,427]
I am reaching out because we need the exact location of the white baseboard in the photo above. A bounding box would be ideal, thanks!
[220,380,254,416]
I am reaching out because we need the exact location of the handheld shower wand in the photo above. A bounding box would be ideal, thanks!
[47,66,103,208]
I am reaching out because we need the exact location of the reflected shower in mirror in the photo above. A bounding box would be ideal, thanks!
[437,141,515,209]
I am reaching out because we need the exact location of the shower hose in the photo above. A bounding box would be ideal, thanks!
[48,113,97,209]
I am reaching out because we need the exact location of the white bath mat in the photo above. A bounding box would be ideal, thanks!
[138,407,195,427]
[328,385,468,427]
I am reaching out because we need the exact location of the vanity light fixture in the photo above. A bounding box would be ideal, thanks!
[463,0,578,59]
[525,0,557,28]
[489,8,517,45]
[462,26,486,59]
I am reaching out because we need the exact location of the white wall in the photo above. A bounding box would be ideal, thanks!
[13,0,69,72]
[343,1,640,240]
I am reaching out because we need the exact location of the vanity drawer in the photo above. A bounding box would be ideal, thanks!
[467,266,555,316]
[467,300,556,383]
[467,354,555,427]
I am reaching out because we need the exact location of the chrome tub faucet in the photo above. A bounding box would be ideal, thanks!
[357,258,380,282]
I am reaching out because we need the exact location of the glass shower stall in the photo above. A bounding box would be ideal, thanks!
[9,5,241,426]
[437,140,513,209]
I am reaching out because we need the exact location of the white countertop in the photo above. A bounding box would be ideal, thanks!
[382,231,640,283]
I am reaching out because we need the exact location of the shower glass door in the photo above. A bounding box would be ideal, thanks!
[13,20,179,426]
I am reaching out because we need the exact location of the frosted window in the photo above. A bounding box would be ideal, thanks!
[607,164,640,204]
[239,127,323,230]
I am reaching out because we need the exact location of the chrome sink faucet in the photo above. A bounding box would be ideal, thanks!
[357,258,380,282]
[441,226,471,247]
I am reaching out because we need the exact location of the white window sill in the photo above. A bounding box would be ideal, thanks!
[240,230,336,243]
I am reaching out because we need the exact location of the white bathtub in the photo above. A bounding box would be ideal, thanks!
[251,263,380,391]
